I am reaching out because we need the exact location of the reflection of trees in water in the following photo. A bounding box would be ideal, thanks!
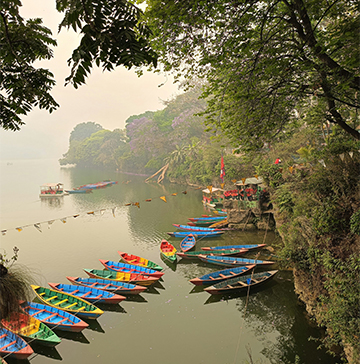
[232,272,338,364]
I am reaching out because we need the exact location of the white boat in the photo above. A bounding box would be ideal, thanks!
[39,183,67,197]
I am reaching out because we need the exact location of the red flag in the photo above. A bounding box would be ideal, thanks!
[220,155,225,180]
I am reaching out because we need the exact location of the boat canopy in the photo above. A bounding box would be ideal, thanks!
[40,183,64,188]
[235,177,264,186]
[202,187,224,194]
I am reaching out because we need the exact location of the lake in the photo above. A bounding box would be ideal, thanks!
[0,159,339,364]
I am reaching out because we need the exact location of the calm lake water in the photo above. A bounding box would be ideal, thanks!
[0,159,340,364]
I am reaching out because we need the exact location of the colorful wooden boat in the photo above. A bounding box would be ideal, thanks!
[204,270,278,294]
[202,244,266,251]
[76,181,117,190]
[2,312,61,347]
[48,283,126,304]
[189,265,256,286]
[160,240,177,263]
[20,301,88,332]
[0,327,34,360]
[66,276,146,295]
[31,285,103,320]
[173,224,221,232]
[167,231,224,238]
[198,255,275,267]
[99,259,164,278]
[209,219,228,228]
[83,268,159,286]
[188,216,226,222]
[177,249,248,259]
[118,251,163,271]
[65,189,92,194]
[180,234,196,252]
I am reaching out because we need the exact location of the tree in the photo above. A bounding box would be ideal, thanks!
[145,0,360,151]
[0,0,158,130]
[69,121,103,142]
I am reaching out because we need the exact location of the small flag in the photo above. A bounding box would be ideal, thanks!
[16,227,23,232]
[133,202,140,208]
[1,230,7,236]
[48,220,55,229]
[160,196,167,203]
[73,214,80,218]
[87,211,95,215]
[145,199,152,202]
[61,218,67,223]
[319,159,326,168]
[254,174,258,179]
[241,178,246,185]
[100,209,106,215]
[231,179,237,183]
[207,185,213,194]
[112,207,116,217]
[172,193,177,196]
[349,151,354,158]
[182,191,187,194]
[339,153,345,161]
[289,166,294,173]
[34,223,42,233]
[220,183,225,189]
[125,203,131,206]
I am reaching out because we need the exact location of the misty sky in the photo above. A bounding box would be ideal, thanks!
[0,1,179,160]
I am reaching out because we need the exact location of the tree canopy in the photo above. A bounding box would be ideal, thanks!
[0,0,157,131]
[145,0,360,150]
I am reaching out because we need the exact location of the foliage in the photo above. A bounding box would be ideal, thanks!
[145,0,360,152]
[259,129,360,358]
[0,0,157,129]
[69,121,103,142]
[0,248,33,323]
[56,0,157,88]
[0,2,58,130]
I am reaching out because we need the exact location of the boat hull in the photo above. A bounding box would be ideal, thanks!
[21,301,88,332]
[201,244,266,251]
[0,327,34,360]
[189,265,256,286]
[66,276,146,295]
[31,285,103,320]
[180,234,196,252]
[99,260,164,278]
[160,240,177,263]
[83,268,159,286]
[204,270,278,294]
[48,283,126,304]
[198,255,274,267]
[167,231,224,238]
[118,251,163,271]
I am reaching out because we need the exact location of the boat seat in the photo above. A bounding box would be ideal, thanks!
[229,271,237,275]
[45,295,57,302]
[0,340,17,351]
[237,281,247,286]
[44,313,58,321]
[32,309,46,316]
[65,302,78,309]
[219,274,227,278]
[54,299,68,306]
[55,318,69,325]
[70,289,80,295]
[0,334,6,340]
[39,292,46,296]
[251,279,259,284]
[102,284,111,289]
[226,285,234,288]
[77,306,86,311]
[81,291,92,297]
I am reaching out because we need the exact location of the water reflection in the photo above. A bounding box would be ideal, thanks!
[122,295,147,303]
[28,342,62,361]
[144,285,161,295]
[55,330,90,344]
[82,319,105,333]
[160,254,177,271]
[40,197,64,209]
[95,303,127,314]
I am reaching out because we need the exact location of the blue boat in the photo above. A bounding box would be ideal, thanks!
[177,249,248,259]
[180,234,196,252]
[48,282,126,304]
[66,276,147,295]
[0,327,33,359]
[189,265,256,286]
[167,231,224,238]
[173,224,220,232]
[65,189,92,194]
[198,255,274,267]
[189,216,226,222]
[21,301,88,332]
[201,244,266,251]
[99,259,164,277]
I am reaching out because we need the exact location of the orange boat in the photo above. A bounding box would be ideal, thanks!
[118,251,163,271]
[160,240,177,263]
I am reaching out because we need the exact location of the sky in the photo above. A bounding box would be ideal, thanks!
[0,1,180,160]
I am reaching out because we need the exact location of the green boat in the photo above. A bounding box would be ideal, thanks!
[31,285,103,320]
[2,312,61,347]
